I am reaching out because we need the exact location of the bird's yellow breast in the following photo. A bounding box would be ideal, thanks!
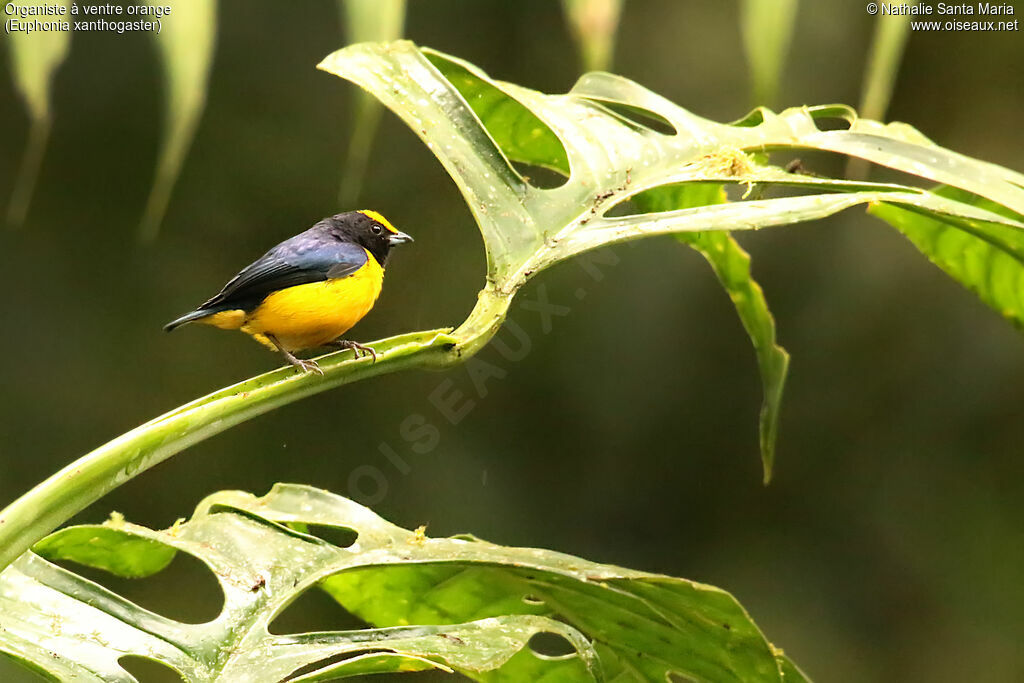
[240,252,385,352]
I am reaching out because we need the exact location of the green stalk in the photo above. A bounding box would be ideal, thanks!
[0,288,512,571]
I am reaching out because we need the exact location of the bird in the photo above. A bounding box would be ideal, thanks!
[165,210,413,374]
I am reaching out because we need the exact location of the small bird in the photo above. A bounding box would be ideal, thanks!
[165,210,413,374]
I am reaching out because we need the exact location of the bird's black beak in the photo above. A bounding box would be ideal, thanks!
[388,230,414,246]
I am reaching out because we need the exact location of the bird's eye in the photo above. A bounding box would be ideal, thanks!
[371,225,383,235]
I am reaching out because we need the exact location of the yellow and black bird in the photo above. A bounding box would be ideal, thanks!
[165,210,412,374]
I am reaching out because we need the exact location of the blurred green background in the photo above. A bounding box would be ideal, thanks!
[2,1,1023,681]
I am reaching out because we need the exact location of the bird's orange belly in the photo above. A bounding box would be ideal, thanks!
[241,260,384,352]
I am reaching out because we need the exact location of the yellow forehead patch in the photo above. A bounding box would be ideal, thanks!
[358,210,398,234]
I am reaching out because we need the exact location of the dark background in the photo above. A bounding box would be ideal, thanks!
[2,1,1023,680]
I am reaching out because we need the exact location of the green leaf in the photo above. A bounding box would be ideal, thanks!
[323,566,799,682]
[632,182,789,482]
[870,187,1024,331]
[740,0,798,105]
[1,485,601,682]
[348,45,1014,481]
[428,55,571,175]
[290,483,800,682]
[323,43,1023,290]
[561,0,624,71]
[5,1,72,229]
[4,484,805,681]
[337,0,407,205]
[33,523,177,579]
[138,0,217,241]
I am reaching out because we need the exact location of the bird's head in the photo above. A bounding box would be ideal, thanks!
[323,210,413,266]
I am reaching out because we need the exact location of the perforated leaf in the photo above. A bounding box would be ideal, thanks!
[318,41,1024,477]
[0,485,809,682]
[1,485,599,681]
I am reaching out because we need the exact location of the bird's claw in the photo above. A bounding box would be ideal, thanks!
[293,358,324,375]
[267,333,324,376]
[330,340,378,362]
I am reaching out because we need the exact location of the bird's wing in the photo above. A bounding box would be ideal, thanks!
[199,240,369,311]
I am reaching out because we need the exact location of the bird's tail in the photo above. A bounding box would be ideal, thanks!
[164,309,213,332]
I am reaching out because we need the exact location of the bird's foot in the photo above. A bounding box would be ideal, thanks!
[265,333,325,375]
[290,357,324,375]
[329,339,378,362]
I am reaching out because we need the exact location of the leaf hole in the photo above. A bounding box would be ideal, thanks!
[610,182,727,216]
[592,100,677,136]
[666,671,699,683]
[0,651,57,682]
[769,150,954,198]
[269,582,370,635]
[297,523,359,548]
[49,549,223,624]
[118,656,186,682]
[521,594,545,606]
[812,115,853,131]
[732,183,834,201]
[425,52,572,182]
[775,150,853,180]
[602,197,638,217]
[283,651,377,681]
[929,186,1024,222]
[527,631,577,660]
[511,161,569,189]
[283,650,452,681]
[731,108,766,127]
